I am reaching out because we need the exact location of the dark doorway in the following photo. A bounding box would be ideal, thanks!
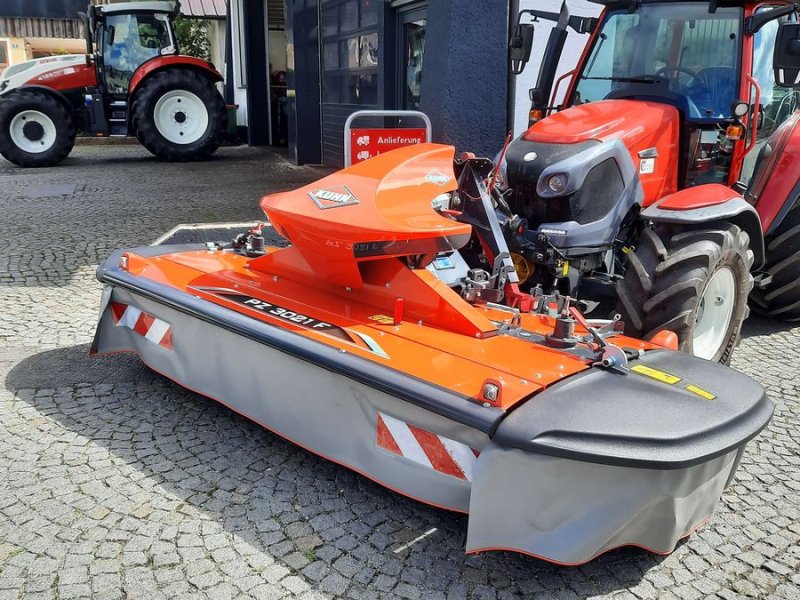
[397,4,427,110]
[318,0,380,166]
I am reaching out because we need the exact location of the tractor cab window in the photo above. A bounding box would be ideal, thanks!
[573,2,742,121]
[740,9,800,187]
[100,13,174,95]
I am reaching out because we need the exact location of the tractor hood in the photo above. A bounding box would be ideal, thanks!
[524,100,681,202]
[0,55,90,96]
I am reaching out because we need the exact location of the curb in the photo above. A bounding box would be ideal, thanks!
[75,136,140,146]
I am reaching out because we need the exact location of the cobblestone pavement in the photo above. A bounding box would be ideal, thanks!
[1,145,798,599]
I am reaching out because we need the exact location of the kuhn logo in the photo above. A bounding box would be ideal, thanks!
[309,186,359,209]
[426,170,450,186]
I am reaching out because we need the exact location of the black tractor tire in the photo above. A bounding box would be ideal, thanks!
[750,204,800,321]
[0,90,76,167]
[617,224,754,364]
[132,69,226,162]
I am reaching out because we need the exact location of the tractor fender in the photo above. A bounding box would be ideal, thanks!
[0,85,76,115]
[641,184,765,269]
[745,112,800,235]
[129,56,223,97]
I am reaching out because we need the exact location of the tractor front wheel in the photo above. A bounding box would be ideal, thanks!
[617,224,753,364]
[132,69,226,161]
[0,90,75,167]
[750,204,800,321]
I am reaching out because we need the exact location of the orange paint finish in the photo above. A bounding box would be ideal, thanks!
[524,100,680,205]
[655,183,741,211]
[117,139,665,412]
[129,55,222,95]
[257,144,470,289]
[648,330,680,351]
[121,239,659,412]
[26,62,96,91]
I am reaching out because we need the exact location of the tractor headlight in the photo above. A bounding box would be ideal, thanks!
[545,173,568,195]
[732,101,749,119]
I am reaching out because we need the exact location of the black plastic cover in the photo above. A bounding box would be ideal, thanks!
[504,137,601,227]
[493,350,773,469]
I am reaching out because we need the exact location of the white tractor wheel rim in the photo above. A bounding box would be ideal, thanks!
[9,110,57,154]
[153,90,209,145]
[693,267,737,360]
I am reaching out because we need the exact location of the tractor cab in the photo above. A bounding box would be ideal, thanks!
[85,1,179,97]
[513,0,800,193]
[572,2,742,122]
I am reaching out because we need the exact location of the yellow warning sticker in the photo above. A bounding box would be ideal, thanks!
[368,314,394,325]
[685,384,716,401]
[631,364,682,385]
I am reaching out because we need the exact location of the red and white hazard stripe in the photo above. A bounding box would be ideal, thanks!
[110,301,173,351]
[376,412,479,481]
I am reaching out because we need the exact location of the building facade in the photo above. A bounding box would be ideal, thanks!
[229,0,511,166]
[1,0,601,168]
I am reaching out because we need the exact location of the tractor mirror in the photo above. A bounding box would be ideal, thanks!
[774,22,800,87]
[510,23,534,75]
[78,12,92,54]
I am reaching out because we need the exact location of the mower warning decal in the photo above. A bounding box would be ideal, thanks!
[110,301,174,351]
[376,412,479,481]
[686,384,716,401]
[630,364,681,385]
[193,288,352,341]
[309,186,359,209]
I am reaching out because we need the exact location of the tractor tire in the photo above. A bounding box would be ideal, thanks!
[0,90,75,167]
[616,224,753,364]
[750,204,800,321]
[132,69,225,162]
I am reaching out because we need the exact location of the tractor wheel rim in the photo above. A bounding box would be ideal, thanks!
[9,110,57,154]
[693,267,736,360]
[153,90,209,145]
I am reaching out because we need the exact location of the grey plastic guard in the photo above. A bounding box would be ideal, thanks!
[534,139,644,248]
[92,284,489,512]
[466,444,743,564]
[537,139,636,199]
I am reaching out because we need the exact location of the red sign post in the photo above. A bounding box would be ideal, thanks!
[349,128,428,165]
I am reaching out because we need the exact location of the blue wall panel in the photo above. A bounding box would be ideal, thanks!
[420,0,509,158]
[0,1,86,19]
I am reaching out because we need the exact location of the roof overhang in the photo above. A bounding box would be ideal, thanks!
[95,2,177,17]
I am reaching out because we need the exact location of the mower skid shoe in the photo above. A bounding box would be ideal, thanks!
[466,444,741,565]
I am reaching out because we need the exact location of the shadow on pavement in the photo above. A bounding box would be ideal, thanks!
[6,345,663,595]
[740,313,797,339]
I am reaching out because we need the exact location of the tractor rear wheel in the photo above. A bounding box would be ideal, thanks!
[616,224,753,364]
[750,204,800,321]
[0,90,75,167]
[132,69,225,161]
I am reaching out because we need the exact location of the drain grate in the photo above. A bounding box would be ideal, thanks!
[20,184,77,198]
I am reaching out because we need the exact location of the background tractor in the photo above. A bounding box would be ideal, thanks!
[478,0,800,363]
[0,1,225,167]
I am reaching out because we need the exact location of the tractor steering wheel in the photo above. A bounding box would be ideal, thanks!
[654,66,699,86]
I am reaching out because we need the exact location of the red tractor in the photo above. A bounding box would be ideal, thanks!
[0,1,225,167]
[492,0,800,363]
